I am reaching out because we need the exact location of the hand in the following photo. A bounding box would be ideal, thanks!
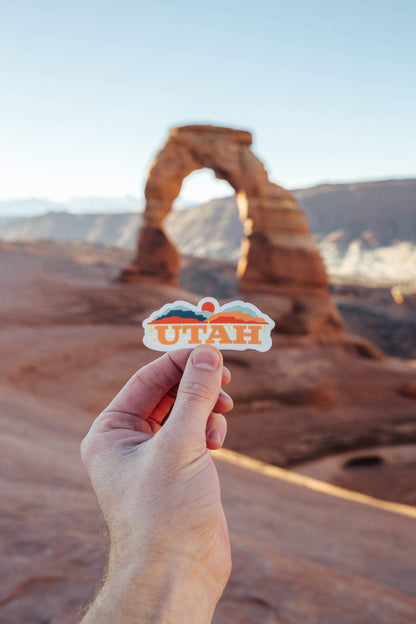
[80,345,233,624]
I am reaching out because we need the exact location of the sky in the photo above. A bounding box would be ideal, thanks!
[0,0,415,214]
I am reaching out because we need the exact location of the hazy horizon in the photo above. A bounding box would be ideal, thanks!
[1,174,415,217]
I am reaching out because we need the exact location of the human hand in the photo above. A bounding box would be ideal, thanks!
[80,345,233,624]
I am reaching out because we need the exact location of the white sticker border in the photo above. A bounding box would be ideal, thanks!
[142,296,275,352]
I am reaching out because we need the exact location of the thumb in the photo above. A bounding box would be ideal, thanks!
[162,345,223,456]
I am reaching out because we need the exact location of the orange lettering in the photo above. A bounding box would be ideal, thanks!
[233,324,261,345]
[206,325,232,344]
[154,325,180,345]
[181,324,207,344]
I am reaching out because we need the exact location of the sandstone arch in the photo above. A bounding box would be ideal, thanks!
[122,125,343,334]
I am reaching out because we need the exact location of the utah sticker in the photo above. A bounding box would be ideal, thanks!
[142,297,274,352]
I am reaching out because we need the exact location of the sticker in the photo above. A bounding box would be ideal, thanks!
[142,297,275,352]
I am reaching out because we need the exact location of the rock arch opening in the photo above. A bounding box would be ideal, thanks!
[166,168,242,264]
[172,167,232,210]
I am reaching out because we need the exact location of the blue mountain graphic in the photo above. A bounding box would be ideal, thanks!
[153,308,209,322]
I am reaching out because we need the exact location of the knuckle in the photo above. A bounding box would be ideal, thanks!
[134,368,166,393]
[134,366,160,390]
[179,379,213,403]
[97,412,117,430]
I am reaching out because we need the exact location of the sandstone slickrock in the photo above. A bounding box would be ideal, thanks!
[120,125,344,334]
[2,241,416,623]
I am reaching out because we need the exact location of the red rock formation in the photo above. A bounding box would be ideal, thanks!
[2,240,416,622]
[121,125,343,334]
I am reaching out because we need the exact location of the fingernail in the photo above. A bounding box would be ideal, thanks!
[192,346,221,371]
[207,428,222,447]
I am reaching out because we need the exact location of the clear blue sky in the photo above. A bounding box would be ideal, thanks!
[0,0,415,210]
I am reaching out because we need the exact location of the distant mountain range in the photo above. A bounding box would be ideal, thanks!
[1,179,415,284]
[0,195,143,218]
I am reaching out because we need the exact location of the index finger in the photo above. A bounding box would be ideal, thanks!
[100,349,230,426]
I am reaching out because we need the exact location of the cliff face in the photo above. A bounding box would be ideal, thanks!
[296,178,416,245]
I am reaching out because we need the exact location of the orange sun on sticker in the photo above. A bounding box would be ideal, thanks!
[201,301,216,313]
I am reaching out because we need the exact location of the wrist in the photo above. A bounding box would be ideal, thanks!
[82,553,220,624]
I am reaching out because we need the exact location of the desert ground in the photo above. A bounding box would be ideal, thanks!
[1,240,416,623]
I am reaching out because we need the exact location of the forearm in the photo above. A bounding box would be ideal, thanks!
[80,345,231,623]
[81,557,218,624]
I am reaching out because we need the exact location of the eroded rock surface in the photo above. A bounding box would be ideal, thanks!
[1,241,416,623]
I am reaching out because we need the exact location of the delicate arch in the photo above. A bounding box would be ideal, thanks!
[121,125,343,334]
